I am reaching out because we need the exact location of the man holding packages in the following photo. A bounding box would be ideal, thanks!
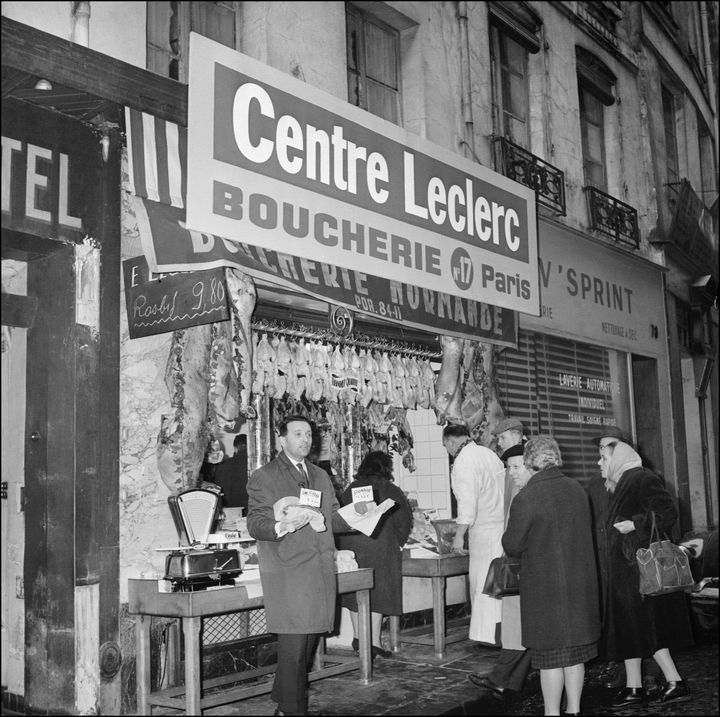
[247,414,365,716]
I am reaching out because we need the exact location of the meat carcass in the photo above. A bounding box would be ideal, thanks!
[328,345,345,402]
[460,341,485,432]
[274,336,292,399]
[418,359,436,410]
[434,336,465,425]
[308,341,328,402]
[291,339,311,400]
[473,342,506,446]
[207,320,240,436]
[156,325,212,493]
[253,334,274,396]
[225,268,256,419]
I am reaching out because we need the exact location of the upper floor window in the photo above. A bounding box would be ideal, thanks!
[488,2,541,149]
[576,47,615,191]
[147,1,238,82]
[346,3,401,125]
[579,87,606,190]
[490,28,529,147]
[661,85,680,189]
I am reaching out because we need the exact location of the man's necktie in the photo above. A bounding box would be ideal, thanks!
[296,462,308,488]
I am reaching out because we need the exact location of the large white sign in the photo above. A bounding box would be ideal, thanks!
[187,34,539,315]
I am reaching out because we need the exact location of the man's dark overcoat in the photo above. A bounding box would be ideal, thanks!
[602,466,694,659]
[247,451,347,634]
[502,466,600,650]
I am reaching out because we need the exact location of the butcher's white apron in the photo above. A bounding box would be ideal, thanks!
[467,521,504,643]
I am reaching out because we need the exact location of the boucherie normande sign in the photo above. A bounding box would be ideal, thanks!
[186,34,539,317]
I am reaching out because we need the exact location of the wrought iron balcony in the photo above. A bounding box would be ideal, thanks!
[584,186,640,248]
[653,179,719,280]
[494,137,566,215]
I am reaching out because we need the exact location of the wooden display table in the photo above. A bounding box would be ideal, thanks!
[129,568,373,715]
[388,553,469,658]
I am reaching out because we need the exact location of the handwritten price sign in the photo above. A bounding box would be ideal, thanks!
[123,255,229,338]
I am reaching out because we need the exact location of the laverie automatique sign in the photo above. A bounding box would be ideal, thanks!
[186,33,539,316]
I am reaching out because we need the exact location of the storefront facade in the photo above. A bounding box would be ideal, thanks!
[2,95,122,713]
[2,2,717,714]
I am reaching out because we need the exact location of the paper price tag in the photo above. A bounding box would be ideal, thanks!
[352,486,374,503]
[299,488,322,507]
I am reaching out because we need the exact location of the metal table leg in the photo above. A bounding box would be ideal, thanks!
[183,616,202,715]
[356,587,372,684]
[135,614,151,716]
[431,576,446,658]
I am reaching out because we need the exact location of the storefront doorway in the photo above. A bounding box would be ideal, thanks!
[1,232,76,712]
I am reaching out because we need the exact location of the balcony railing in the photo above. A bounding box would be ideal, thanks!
[584,186,640,248]
[655,179,719,280]
[494,137,566,215]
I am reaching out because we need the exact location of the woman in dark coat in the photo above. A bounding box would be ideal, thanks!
[337,451,413,658]
[599,440,694,708]
[503,437,600,716]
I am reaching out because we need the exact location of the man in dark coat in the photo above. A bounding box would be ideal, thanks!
[247,415,361,716]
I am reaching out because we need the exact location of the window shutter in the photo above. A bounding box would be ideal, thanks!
[495,331,626,482]
[576,46,616,106]
[488,1,542,54]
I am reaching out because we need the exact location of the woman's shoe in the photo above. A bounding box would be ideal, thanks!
[351,638,359,654]
[371,644,392,659]
[660,680,691,703]
[610,687,647,708]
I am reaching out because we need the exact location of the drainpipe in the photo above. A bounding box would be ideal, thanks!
[73,1,90,47]
[457,2,476,160]
[696,355,716,529]
[699,2,719,145]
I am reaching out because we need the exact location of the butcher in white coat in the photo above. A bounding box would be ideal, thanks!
[442,423,506,644]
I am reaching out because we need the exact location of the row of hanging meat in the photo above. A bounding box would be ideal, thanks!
[252,333,438,411]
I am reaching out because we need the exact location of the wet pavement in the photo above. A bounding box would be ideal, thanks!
[3,620,715,715]
[171,619,717,716]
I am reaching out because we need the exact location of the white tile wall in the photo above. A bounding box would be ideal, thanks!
[393,408,452,518]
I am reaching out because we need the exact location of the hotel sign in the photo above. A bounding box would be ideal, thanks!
[186,34,539,316]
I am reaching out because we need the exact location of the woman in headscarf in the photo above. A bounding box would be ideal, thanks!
[599,439,694,708]
[503,437,600,716]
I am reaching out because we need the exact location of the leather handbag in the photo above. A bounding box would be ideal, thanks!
[636,512,694,597]
[482,554,520,599]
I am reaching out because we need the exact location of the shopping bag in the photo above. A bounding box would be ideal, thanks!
[482,555,520,599]
[636,513,694,596]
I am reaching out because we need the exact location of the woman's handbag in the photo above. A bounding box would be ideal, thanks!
[482,554,520,599]
[636,512,694,597]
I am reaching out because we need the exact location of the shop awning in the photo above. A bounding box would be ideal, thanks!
[125,108,517,348]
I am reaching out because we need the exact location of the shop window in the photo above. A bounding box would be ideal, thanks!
[494,330,631,483]
[576,47,615,192]
[147,1,238,82]
[346,3,401,125]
